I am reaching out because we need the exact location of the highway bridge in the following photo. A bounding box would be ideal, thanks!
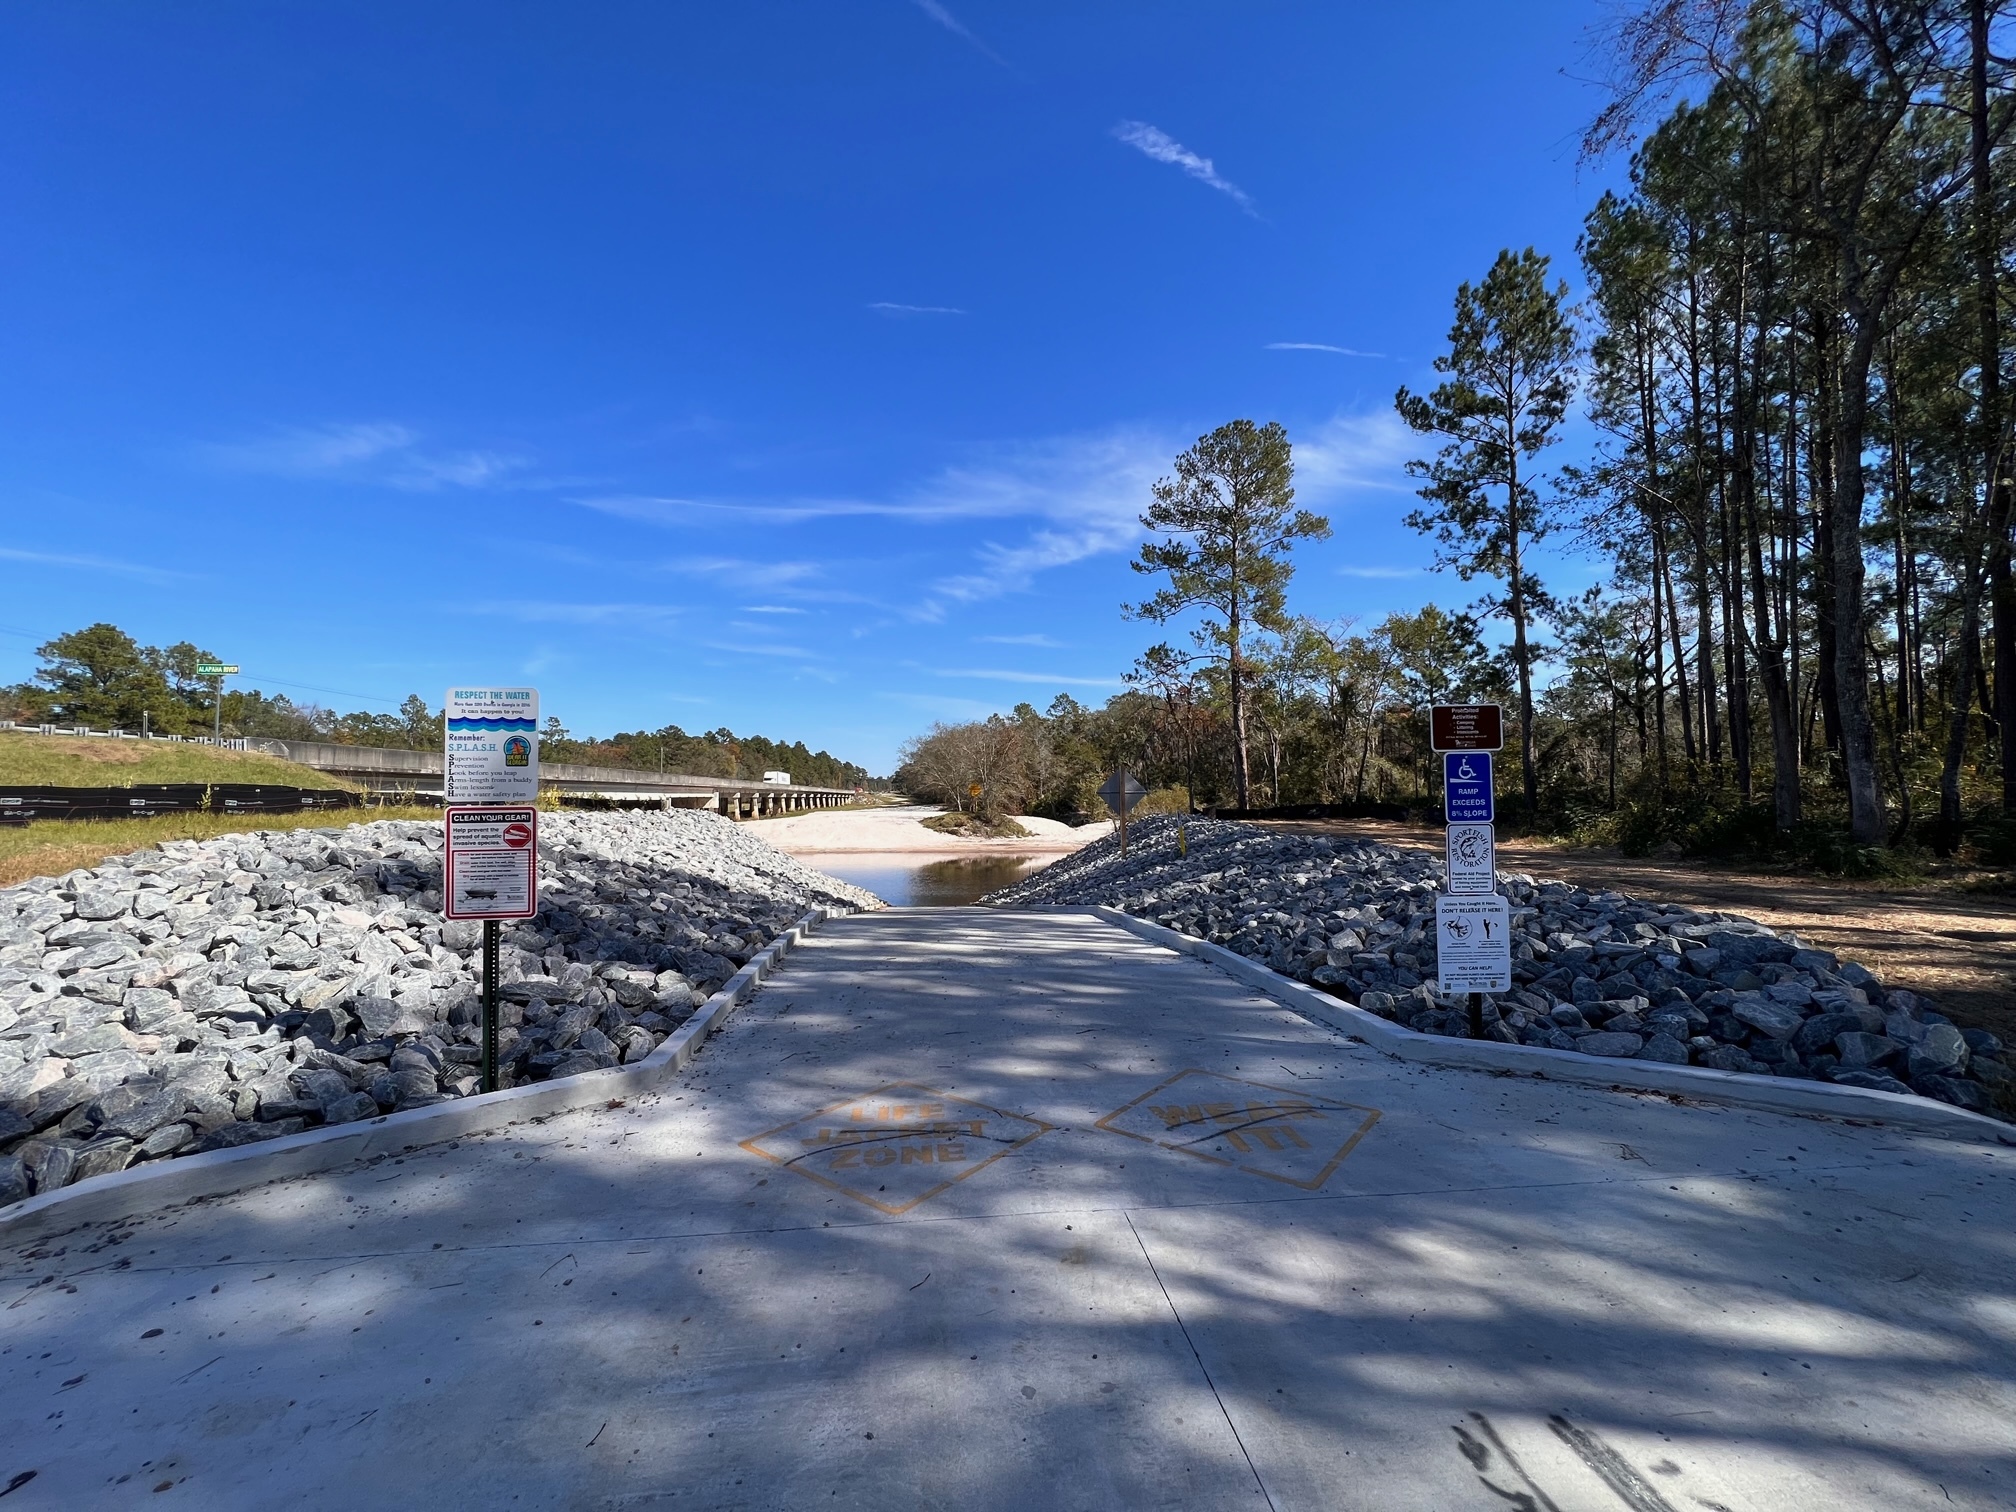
[242,738,859,815]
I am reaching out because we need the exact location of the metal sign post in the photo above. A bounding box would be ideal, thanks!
[444,804,539,1092]
[1429,703,1506,1033]
[1098,769,1147,856]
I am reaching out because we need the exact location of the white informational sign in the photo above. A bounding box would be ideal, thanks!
[1445,822,1497,894]
[1435,893,1512,995]
[443,806,539,921]
[445,686,539,803]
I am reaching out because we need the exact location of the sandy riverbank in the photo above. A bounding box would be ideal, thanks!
[751,803,1112,855]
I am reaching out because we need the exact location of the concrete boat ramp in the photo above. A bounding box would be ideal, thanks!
[3,909,2013,1509]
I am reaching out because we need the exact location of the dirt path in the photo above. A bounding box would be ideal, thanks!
[1262,819,2016,1041]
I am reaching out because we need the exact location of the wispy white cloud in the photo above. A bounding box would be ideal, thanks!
[0,546,189,584]
[976,632,1065,648]
[200,421,530,492]
[1337,565,1422,579]
[571,412,1401,623]
[669,556,825,590]
[909,0,1007,64]
[869,302,967,317]
[929,667,1123,687]
[702,640,821,661]
[473,601,683,625]
[742,605,808,615]
[1265,342,1387,358]
[1291,410,1416,501]
[1112,121,1255,215]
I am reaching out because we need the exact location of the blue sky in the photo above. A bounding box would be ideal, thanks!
[0,3,1623,773]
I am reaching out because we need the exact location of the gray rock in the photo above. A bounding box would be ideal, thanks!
[0,1152,25,1206]
[1731,997,1805,1041]
[71,892,131,922]
[22,1138,79,1193]
[136,1122,194,1158]
[49,1022,130,1059]
[1792,1012,1866,1059]
[290,1068,353,1108]
[1635,1033,1689,1064]
[1834,1032,1900,1069]
[1906,1025,1969,1080]
[193,1118,304,1154]
[88,1084,185,1141]
[320,1091,379,1125]
[1575,1031,1644,1058]
[73,1136,135,1181]
[1961,1027,2003,1057]
[351,995,427,1038]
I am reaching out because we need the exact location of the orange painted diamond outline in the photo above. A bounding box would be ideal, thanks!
[1095,1068,1381,1191]
[740,1080,1054,1215]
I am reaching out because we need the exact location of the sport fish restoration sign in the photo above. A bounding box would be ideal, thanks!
[445,687,539,803]
[443,806,539,921]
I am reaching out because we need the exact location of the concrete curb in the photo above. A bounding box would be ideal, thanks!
[0,907,833,1245]
[1062,905,2016,1147]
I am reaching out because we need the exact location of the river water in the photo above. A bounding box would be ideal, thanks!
[802,851,1055,907]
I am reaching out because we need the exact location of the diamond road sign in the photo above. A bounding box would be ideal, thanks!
[1098,769,1148,816]
[1442,750,1494,824]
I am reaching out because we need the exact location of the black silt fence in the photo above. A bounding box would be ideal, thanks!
[0,784,361,826]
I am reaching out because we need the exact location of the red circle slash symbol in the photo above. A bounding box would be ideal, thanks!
[502,822,533,848]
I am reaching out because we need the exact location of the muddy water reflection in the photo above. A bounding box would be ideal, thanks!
[805,852,1054,907]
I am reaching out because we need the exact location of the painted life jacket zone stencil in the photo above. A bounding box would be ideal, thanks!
[1096,1069,1382,1190]
[740,1082,1054,1215]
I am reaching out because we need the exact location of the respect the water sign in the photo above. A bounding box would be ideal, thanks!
[445,687,539,804]
[1442,750,1494,825]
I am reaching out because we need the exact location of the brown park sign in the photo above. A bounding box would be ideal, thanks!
[1430,703,1503,752]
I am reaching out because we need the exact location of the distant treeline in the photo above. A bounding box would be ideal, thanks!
[539,724,875,790]
[2,623,879,787]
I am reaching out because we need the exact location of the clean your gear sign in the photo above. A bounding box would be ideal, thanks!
[445,687,540,803]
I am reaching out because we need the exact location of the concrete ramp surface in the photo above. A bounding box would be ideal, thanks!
[2,908,2012,1509]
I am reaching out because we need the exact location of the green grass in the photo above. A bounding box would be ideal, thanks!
[0,804,439,888]
[0,729,347,789]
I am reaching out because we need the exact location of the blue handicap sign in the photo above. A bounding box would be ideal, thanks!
[1443,750,1494,824]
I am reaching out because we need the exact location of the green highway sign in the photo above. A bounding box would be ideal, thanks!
[195,663,239,676]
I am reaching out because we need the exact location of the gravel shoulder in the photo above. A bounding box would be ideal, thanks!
[0,810,878,1209]
[1264,818,2016,1042]
[988,816,2014,1124]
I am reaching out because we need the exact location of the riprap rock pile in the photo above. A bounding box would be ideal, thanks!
[0,810,878,1204]
[987,816,2009,1120]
